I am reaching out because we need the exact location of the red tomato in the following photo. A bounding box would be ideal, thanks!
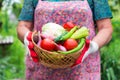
[63,38,78,50]
[40,38,55,51]
[63,22,75,31]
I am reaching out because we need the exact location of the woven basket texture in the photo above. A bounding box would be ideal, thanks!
[32,32,83,69]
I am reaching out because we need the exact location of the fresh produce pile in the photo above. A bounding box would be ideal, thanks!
[37,22,89,54]
[31,22,89,68]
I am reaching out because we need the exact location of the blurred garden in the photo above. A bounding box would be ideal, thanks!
[0,0,120,80]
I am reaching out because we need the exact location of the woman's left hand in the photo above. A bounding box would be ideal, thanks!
[72,18,113,67]
[72,39,99,66]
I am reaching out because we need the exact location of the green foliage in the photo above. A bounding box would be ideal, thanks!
[99,1,120,79]
[101,17,120,80]
[109,0,120,13]
[12,2,23,17]
[0,0,23,32]
[0,26,26,80]
[0,25,26,79]
[0,0,25,79]
[0,10,9,32]
[0,0,120,79]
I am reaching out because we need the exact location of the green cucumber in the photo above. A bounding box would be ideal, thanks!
[60,26,78,41]
[58,38,85,54]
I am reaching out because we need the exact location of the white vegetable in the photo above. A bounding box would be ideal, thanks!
[41,23,66,39]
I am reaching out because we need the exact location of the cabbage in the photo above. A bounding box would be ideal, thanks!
[41,23,66,39]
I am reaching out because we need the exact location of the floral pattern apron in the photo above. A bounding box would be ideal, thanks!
[26,0,101,80]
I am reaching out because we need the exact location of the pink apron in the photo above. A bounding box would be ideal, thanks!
[26,0,101,80]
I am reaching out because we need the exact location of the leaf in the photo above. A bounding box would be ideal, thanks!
[106,69,111,80]
[109,67,117,80]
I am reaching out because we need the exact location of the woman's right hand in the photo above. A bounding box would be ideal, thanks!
[24,31,39,62]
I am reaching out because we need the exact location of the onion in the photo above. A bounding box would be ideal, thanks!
[57,44,67,51]
[53,42,67,51]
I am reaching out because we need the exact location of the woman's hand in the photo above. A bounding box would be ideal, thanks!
[24,31,39,62]
[72,39,99,66]
[72,18,113,67]
[17,21,39,62]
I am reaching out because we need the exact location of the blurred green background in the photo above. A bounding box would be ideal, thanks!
[0,0,120,80]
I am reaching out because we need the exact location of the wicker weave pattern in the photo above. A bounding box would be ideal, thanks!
[32,32,83,69]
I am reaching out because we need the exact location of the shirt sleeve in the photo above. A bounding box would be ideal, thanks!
[92,0,113,21]
[18,0,34,21]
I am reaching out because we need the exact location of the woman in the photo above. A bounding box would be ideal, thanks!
[17,0,113,79]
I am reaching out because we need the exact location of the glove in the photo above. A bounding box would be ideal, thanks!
[24,31,39,62]
[72,39,99,67]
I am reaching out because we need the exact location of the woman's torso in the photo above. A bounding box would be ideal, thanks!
[26,0,100,80]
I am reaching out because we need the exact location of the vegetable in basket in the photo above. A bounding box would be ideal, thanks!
[71,27,89,39]
[54,31,68,42]
[41,22,66,40]
[58,38,85,54]
[63,38,78,50]
[54,44,67,51]
[63,22,75,31]
[60,26,78,41]
[40,37,67,51]
[40,38,55,51]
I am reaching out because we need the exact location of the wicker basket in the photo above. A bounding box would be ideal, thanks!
[32,31,84,69]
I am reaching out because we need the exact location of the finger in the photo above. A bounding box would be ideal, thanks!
[81,52,89,62]
[27,32,32,41]
[28,41,34,49]
[72,40,90,67]
[85,39,90,46]
[30,50,38,58]
[29,47,39,63]
[32,57,39,62]
[76,41,90,63]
